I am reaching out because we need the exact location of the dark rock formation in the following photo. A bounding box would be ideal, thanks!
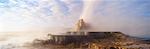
[32,31,150,49]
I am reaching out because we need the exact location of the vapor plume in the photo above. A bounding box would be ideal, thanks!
[81,0,150,38]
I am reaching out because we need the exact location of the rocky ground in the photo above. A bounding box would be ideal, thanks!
[30,32,150,49]
[0,32,150,49]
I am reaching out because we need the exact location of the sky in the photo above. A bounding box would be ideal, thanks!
[0,0,150,38]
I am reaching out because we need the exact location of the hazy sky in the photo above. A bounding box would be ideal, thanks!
[0,0,150,38]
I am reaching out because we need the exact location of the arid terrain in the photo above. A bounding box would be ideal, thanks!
[0,32,150,49]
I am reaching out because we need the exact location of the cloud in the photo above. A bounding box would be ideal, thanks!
[0,0,83,32]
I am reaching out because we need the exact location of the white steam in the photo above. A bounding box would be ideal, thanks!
[81,0,150,38]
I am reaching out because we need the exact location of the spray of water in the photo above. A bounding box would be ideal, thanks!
[80,0,150,38]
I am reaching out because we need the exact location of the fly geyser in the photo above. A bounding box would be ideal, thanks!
[32,18,150,49]
[74,19,85,32]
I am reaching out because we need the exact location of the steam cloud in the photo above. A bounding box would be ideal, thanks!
[81,0,150,38]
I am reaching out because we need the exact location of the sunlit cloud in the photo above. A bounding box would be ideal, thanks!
[0,0,83,32]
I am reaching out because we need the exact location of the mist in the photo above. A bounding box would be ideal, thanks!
[81,0,150,38]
